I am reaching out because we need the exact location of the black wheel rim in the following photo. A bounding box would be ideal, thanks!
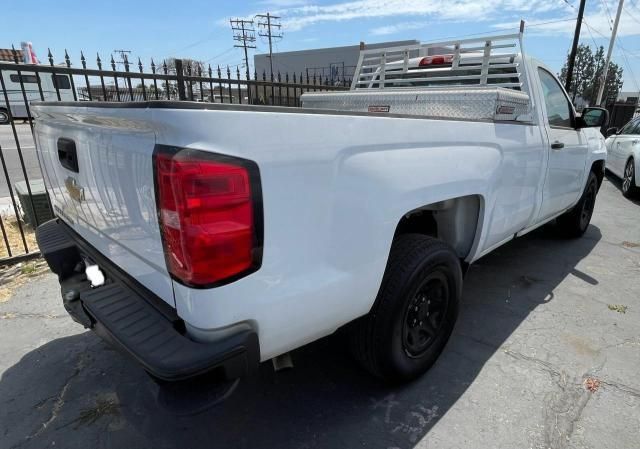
[402,269,450,358]
[623,161,634,193]
[580,180,597,230]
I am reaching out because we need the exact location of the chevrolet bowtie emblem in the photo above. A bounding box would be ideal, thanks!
[65,177,85,202]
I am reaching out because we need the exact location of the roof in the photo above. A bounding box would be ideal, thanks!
[254,40,420,58]
[0,49,22,62]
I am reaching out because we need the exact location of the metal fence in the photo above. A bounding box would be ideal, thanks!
[0,48,349,264]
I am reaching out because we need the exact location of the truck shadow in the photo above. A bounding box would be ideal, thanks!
[1,224,601,449]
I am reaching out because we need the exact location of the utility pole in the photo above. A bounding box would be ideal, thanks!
[256,12,282,77]
[596,0,625,106]
[230,18,256,78]
[113,49,132,92]
[113,49,131,67]
[564,0,586,93]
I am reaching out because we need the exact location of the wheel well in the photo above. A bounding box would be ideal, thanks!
[591,159,605,189]
[394,195,481,260]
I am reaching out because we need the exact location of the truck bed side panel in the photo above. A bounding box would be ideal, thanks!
[146,106,545,360]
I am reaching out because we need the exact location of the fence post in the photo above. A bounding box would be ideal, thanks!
[175,59,186,101]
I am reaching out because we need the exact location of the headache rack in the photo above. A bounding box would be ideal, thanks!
[351,21,529,92]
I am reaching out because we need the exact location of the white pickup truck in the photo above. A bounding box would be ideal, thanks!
[32,30,608,405]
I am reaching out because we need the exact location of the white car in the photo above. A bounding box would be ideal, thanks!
[605,117,640,197]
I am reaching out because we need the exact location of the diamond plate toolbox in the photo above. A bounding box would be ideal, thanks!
[301,87,530,121]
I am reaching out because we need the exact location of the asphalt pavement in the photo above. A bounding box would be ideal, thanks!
[1,176,639,449]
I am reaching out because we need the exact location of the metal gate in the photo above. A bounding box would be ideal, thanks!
[0,47,349,264]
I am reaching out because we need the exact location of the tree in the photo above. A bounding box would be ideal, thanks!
[559,44,624,106]
[560,44,594,102]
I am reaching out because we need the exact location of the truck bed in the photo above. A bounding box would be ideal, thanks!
[32,100,544,360]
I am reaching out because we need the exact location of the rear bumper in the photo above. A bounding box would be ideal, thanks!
[35,219,260,382]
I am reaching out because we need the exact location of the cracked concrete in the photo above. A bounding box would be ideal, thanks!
[1,175,639,449]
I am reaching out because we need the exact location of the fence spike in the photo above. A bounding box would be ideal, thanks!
[138,57,143,73]
[96,53,103,69]
[217,65,222,77]
[150,58,156,73]
[293,72,297,83]
[162,60,168,74]
[64,49,71,67]
[208,64,212,77]
[11,45,19,64]
[110,54,116,71]
[123,54,130,71]
[277,71,281,82]
[48,48,54,66]
[237,66,241,78]
[286,72,289,83]
[227,66,231,77]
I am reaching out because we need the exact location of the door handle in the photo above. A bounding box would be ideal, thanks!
[551,141,565,150]
[632,139,639,145]
[57,138,79,172]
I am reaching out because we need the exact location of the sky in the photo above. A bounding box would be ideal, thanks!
[2,0,640,92]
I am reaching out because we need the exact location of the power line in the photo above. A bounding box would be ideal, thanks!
[617,46,640,93]
[600,0,615,29]
[256,12,283,77]
[623,5,640,26]
[204,47,236,63]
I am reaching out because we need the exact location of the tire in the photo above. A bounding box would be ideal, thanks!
[349,234,462,383]
[557,171,598,238]
[0,109,10,125]
[622,158,638,198]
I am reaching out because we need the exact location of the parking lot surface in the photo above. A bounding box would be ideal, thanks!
[1,176,639,449]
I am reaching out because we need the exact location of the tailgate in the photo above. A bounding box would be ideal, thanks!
[32,104,174,307]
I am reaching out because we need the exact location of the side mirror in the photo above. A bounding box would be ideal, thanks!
[578,107,609,128]
[606,127,619,137]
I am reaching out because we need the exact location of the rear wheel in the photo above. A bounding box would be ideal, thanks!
[622,158,638,198]
[557,171,598,238]
[0,109,10,125]
[349,234,462,383]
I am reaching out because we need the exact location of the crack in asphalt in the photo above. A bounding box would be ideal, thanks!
[502,349,608,449]
[12,351,89,449]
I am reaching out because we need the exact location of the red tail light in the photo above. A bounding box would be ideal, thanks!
[419,55,454,66]
[154,146,263,287]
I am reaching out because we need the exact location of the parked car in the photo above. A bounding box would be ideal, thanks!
[0,68,74,124]
[605,117,640,197]
[31,29,608,408]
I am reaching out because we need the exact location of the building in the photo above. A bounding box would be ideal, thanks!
[0,49,23,62]
[253,40,419,84]
[617,91,640,105]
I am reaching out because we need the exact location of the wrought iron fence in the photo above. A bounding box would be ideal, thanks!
[0,47,350,264]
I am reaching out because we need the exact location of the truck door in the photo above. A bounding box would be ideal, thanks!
[536,67,589,221]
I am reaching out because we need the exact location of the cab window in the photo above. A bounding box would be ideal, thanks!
[9,74,37,84]
[51,75,71,90]
[538,68,573,128]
